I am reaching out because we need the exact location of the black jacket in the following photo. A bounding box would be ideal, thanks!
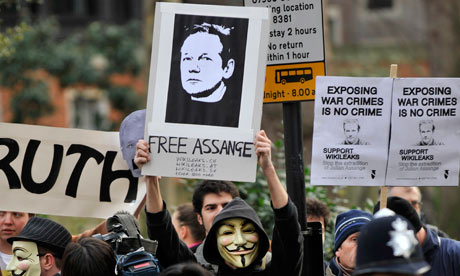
[146,198,303,276]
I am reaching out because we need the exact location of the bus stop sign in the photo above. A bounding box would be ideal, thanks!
[245,0,326,103]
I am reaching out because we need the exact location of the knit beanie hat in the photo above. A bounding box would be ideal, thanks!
[334,209,373,252]
[373,196,422,232]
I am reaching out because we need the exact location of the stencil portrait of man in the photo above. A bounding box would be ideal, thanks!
[415,119,444,146]
[165,15,248,128]
[341,119,370,145]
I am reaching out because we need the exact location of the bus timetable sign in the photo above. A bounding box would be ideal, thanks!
[245,0,326,103]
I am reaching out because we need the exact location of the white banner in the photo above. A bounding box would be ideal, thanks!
[142,3,269,182]
[0,123,146,218]
[387,78,460,186]
[311,76,393,186]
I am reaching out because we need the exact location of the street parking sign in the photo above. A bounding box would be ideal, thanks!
[245,0,326,103]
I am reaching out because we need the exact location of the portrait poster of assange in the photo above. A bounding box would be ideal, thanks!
[311,76,393,186]
[386,78,460,186]
[143,3,269,182]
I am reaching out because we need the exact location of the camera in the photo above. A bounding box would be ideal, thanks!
[93,212,160,276]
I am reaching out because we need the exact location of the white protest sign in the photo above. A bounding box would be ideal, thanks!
[386,78,460,186]
[143,3,269,182]
[0,123,146,218]
[311,76,393,186]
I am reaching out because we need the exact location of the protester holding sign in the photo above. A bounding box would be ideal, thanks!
[388,186,449,238]
[135,130,303,275]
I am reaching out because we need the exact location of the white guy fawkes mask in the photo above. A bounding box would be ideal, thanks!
[217,217,259,268]
[7,241,41,276]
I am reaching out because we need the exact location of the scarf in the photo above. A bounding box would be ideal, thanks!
[336,257,353,276]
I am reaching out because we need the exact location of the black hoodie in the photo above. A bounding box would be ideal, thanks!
[204,198,270,269]
[203,197,302,276]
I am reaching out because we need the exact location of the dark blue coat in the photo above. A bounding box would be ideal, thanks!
[422,227,460,276]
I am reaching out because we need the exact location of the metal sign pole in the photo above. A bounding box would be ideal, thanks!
[283,102,324,276]
[282,102,307,230]
[283,101,324,275]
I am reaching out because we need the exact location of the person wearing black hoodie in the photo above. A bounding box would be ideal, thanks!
[134,130,303,275]
[202,196,301,275]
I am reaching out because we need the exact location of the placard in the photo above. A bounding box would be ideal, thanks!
[143,3,269,182]
[311,76,393,186]
[386,78,460,186]
[0,123,145,218]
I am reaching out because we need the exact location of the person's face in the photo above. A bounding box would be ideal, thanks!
[419,124,434,144]
[180,32,234,95]
[344,123,359,143]
[217,218,259,268]
[7,241,41,276]
[120,126,143,174]
[336,232,359,270]
[198,192,234,234]
[389,187,422,215]
[0,212,30,244]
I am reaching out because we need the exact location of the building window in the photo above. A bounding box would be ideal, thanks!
[67,88,110,130]
[368,0,393,10]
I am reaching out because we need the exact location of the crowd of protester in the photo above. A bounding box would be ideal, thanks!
[2,116,460,276]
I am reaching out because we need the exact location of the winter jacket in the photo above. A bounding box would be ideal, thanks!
[145,201,196,268]
[422,226,460,276]
[146,198,303,276]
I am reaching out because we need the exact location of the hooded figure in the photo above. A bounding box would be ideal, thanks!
[203,198,271,275]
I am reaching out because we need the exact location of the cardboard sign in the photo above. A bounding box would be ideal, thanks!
[311,76,393,186]
[0,123,146,218]
[245,0,326,103]
[143,3,269,182]
[386,78,460,186]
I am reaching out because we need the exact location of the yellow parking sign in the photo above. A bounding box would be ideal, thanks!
[245,0,326,103]
[264,61,325,102]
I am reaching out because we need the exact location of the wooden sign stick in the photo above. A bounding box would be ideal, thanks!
[379,64,398,209]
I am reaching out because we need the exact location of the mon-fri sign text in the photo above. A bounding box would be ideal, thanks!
[245,0,326,103]
[311,77,460,186]
[0,123,145,218]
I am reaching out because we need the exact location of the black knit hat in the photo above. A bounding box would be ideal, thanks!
[373,196,423,232]
[8,217,72,258]
[353,215,430,275]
